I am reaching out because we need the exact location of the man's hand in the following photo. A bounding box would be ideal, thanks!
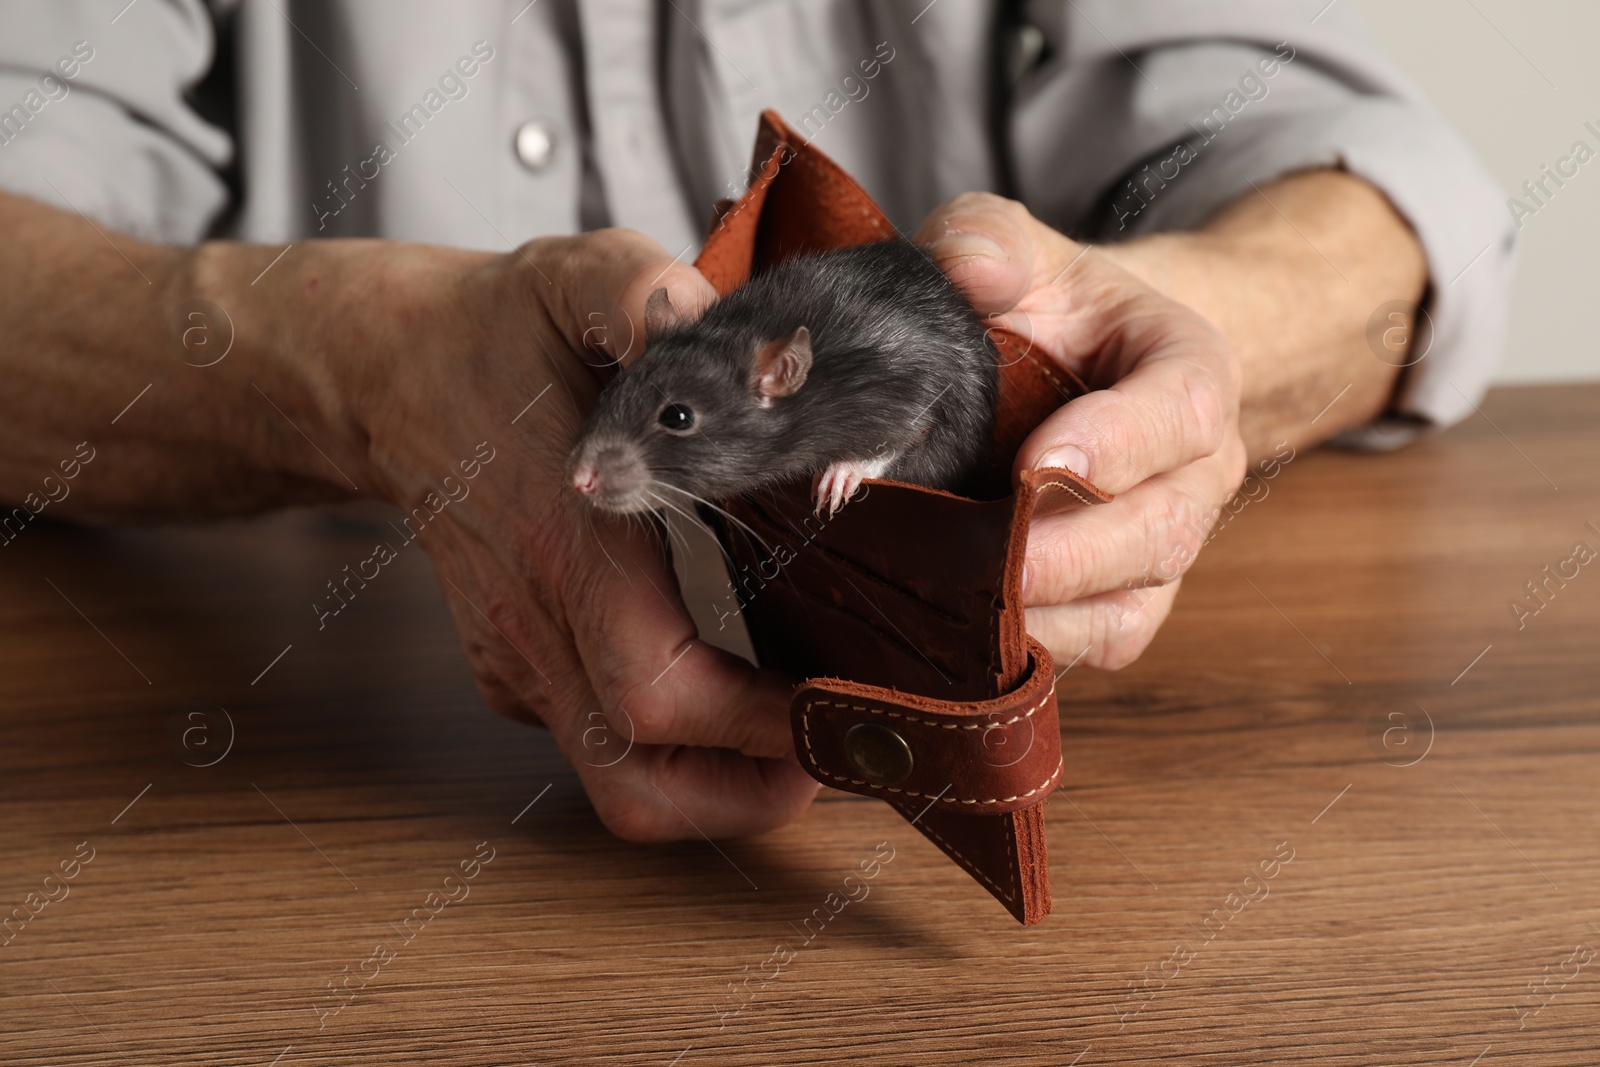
[919,194,1248,668]
[339,230,822,840]
[0,190,817,841]
[917,172,1425,670]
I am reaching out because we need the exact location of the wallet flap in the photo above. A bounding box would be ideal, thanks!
[692,109,1114,923]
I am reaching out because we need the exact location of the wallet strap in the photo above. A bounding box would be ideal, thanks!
[792,637,1062,922]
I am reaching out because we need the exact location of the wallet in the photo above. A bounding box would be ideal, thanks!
[693,111,1112,924]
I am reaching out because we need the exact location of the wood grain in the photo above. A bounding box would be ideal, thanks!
[1,384,1597,1066]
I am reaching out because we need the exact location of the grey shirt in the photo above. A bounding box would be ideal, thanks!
[0,0,1514,440]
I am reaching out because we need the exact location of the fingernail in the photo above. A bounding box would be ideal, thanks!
[927,232,1008,263]
[1038,445,1091,480]
[1020,561,1034,600]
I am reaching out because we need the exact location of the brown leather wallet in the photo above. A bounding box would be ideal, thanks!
[694,111,1112,924]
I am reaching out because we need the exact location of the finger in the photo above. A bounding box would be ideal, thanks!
[1023,439,1247,606]
[553,509,799,760]
[1014,299,1240,495]
[540,228,718,365]
[435,508,794,760]
[915,191,1038,316]
[572,743,821,842]
[440,511,815,840]
[1026,581,1181,673]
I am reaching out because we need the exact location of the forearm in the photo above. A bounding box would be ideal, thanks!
[1101,169,1427,459]
[0,191,470,521]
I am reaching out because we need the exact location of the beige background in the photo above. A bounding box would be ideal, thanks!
[1357,0,1600,383]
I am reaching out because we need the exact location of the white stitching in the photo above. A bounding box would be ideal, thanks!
[1033,479,1097,507]
[1005,812,1019,904]
[794,148,892,240]
[814,759,1062,806]
[805,686,1052,732]
[916,813,1020,904]
[1023,351,1081,401]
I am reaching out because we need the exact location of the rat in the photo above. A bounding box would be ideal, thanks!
[567,237,998,518]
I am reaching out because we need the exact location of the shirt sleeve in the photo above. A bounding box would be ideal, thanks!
[0,0,231,243]
[1011,0,1515,446]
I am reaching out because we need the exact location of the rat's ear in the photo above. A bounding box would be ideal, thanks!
[644,288,680,340]
[749,326,812,408]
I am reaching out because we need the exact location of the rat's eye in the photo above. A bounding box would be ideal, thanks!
[658,403,696,432]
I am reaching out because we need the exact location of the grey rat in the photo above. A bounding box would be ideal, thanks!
[567,238,998,516]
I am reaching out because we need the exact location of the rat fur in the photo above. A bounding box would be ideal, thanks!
[568,238,998,516]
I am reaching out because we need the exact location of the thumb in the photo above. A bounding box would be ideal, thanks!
[532,227,718,367]
[914,191,1036,315]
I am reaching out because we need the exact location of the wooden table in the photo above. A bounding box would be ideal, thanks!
[2,384,1597,1066]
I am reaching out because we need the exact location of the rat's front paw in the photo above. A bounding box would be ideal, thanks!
[812,463,862,518]
[812,454,893,518]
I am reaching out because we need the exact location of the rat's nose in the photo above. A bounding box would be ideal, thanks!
[568,441,650,513]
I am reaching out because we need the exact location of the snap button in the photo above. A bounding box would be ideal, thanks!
[843,722,914,787]
[514,120,557,172]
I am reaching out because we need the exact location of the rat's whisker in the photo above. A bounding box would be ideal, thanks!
[643,488,709,558]
[619,511,642,548]
[651,503,692,558]
[647,481,722,542]
[653,482,773,557]
[646,482,739,571]
[589,513,634,582]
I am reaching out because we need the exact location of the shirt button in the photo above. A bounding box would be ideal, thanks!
[514,120,557,172]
